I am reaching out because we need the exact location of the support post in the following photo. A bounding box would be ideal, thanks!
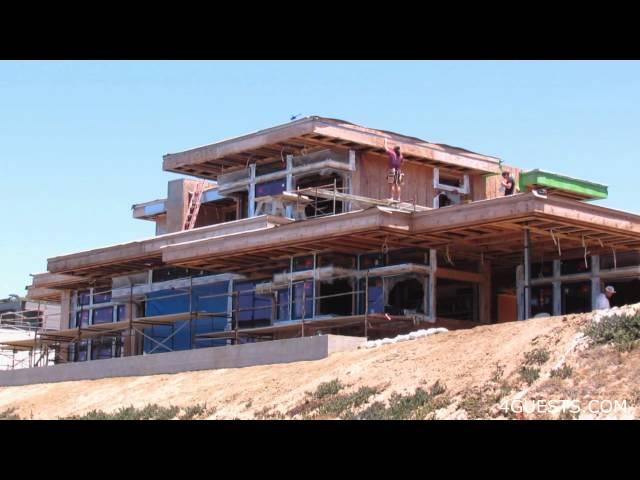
[591,254,601,311]
[234,291,239,345]
[479,259,492,324]
[248,163,256,217]
[333,177,337,215]
[429,249,437,320]
[301,284,306,338]
[523,228,531,320]
[364,272,369,339]
[128,284,134,357]
[311,253,317,319]
[286,154,294,218]
[553,260,562,316]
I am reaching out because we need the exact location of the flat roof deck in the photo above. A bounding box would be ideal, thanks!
[36,193,640,285]
[45,215,293,282]
[164,193,640,270]
[163,116,502,179]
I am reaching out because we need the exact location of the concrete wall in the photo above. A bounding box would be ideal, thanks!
[0,335,365,387]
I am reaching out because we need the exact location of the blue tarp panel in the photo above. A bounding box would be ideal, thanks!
[143,281,229,354]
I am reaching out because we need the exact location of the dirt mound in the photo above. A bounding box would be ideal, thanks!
[1,305,639,420]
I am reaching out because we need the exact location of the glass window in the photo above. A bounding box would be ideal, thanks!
[76,340,88,362]
[256,161,286,176]
[275,288,290,322]
[532,261,554,278]
[91,338,113,360]
[117,305,127,321]
[292,281,314,320]
[561,281,591,315]
[93,287,112,304]
[600,251,640,270]
[255,179,286,197]
[360,253,385,269]
[531,285,553,316]
[151,267,209,283]
[293,255,314,272]
[233,281,272,327]
[561,258,591,275]
[387,248,429,266]
[77,290,90,306]
[359,277,384,314]
[317,253,356,270]
[76,310,90,327]
[92,306,114,325]
[439,175,463,188]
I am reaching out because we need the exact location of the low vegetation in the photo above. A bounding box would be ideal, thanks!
[0,403,217,421]
[519,366,540,385]
[0,408,20,420]
[523,348,550,366]
[584,313,640,352]
[550,364,573,379]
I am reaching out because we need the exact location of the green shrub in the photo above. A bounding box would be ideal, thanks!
[584,313,640,351]
[550,365,573,379]
[523,348,550,366]
[62,404,180,420]
[179,403,214,420]
[519,366,540,385]
[312,379,344,399]
[351,381,449,420]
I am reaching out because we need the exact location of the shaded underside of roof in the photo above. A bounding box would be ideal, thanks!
[33,193,640,289]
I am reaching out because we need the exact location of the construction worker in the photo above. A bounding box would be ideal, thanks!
[384,138,404,202]
[595,285,616,310]
[501,171,516,196]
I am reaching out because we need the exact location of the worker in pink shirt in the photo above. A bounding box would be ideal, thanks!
[384,138,404,202]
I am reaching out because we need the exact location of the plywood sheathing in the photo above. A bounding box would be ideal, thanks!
[46,215,293,277]
[163,193,640,272]
[162,117,502,179]
[41,193,640,281]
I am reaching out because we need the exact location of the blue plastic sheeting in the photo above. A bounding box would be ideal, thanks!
[144,282,229,354]
[358,277,384,314]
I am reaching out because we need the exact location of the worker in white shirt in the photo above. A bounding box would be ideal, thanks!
[595,285,616,310]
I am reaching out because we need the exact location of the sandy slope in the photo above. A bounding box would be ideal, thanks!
[1,307,638,419]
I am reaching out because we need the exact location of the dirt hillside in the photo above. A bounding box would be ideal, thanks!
[1,305,639,420]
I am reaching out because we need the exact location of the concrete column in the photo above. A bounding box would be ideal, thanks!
[523,229,531,320]
[429,249,437,320]
[553,259,562,316]
[591,254,601,311]
[248,164,256,217]
[516,265,524,321]
[285,155,294,218]
[479,259,492,324]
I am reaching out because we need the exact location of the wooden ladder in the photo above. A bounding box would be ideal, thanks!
[183,182,207,230]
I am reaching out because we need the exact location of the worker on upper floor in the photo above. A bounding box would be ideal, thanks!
[595,285,616,310]
[501,171,516,196]
[384,138,404,202]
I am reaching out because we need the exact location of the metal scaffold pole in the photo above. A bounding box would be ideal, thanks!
[364,272,369,339]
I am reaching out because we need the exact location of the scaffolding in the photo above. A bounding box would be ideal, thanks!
[0,257,434,369]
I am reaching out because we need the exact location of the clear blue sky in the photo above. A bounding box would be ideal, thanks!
[1,60,639,297]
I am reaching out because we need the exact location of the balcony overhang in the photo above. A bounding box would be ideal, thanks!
[162,193,640,271]
[409,193,640,264]
[162,207,414,274]
[46,215,293,278]
[162,116,502,180]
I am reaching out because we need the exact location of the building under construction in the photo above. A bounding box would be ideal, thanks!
[5,116,640,368]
